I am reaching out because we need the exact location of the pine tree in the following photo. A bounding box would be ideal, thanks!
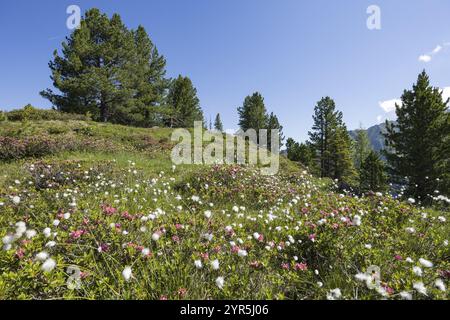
[383,71,450,201]
[40,9,169,125]
[237,92,268,132]
[359,151,387,192]
[266,112,284,149]
[308,97,343,178]
[329,124,356,182]
[166,75,204,128]
[286,138,313,167]
[214,113,224,132]
[353,126,371,170]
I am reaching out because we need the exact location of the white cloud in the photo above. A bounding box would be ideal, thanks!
[419,42,448,63]
[376,115,384,123]
[380,88,450,115]
[379,99,402,113]
[432,45,442,54]
[419,55,432,63]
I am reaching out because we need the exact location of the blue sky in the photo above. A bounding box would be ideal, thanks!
[1,0,449,142]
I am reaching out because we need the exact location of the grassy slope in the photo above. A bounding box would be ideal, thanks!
[0,120,448,300]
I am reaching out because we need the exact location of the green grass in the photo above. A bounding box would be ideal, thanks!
[0,120,448,300]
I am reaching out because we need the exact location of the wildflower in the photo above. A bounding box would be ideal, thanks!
[399,291,412,300]
[294,263,308,271]
[215,276,224,289]
[191,195,200,202]
[281,262,290,270]
[327,288,342,300]
[237,249,248,257]
[35,251,49,261]
[194,260,203,269]
[122,266,132,282]
[232,206,239,213]
[434,279,446,292]
[419,258,433,268]
[43,227,51,238]
[355,273,370,282]
[437,216,446,223]
[204,210,212,219]
[2,234,15,245]
[211,259,220,270]
[407,198,416,204]
[352,215,361,226]
[412,266,423,276]
[141,248,150,257]
[41,258,56,273]
[45,241,56,248]
[364,244,372,249]
[405,227,415,234]
[394,255,403,261]
[152,231,161,241]
[12,196,21,205]
[413,282,427,296]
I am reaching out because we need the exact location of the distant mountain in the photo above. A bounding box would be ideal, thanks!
[349,122,389,152]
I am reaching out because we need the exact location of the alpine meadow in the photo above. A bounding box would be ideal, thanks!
[0,3,449,303]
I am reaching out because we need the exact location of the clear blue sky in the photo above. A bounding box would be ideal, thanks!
[1,0,449,141]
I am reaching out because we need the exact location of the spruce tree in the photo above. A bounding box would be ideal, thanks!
[214,113,224,132]
[266,112,284,149]
[383,71,450,201]
[308,97,342,178]
[359,151,387,193]
[40,9,168,125]
[166,75,204,128]
[237,92,268,132]
[329,124,356,182]
[353,126,371,170]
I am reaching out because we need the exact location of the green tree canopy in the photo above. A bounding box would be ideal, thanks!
[214,113,224,132]
[383,70,450,201]
[165,75,204,128]
[359,151,387,193]
[41,8,169,126]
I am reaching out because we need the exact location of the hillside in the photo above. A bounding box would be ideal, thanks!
[0,119,448,300]
[349,122,388,152]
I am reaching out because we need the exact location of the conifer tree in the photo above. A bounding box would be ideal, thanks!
[359,151,387,192]
[353,126,371,170]
[166,75,204,128]
[214,113,224,132]
[308,97,342,178]
[383,71,450,201]
[266,112,284,149]
[237,92,268,132]
[41,9,169,125]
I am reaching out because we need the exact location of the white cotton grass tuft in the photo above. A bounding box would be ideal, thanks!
[215,276,224,289]
[122,266,132,282]
[35,251,49,261]
[151,232,161,241]
[352,215,361,226]
[41,258,56,272]
[355,273,370,282]
[399,291,413,300]
[25,229,37,239]
[43,227,52,238]
[204,210,212,219]
[413,282,427,296]
[326,288,342,300]
[194,260,203,269]
[237,249,248,257]
[12,196,21,205]
[211,259,220,270]
[434,279,446,292]
[412,266,423,277]
[418,258,433,268]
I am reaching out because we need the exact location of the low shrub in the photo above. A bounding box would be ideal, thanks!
[5,105,91,122]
